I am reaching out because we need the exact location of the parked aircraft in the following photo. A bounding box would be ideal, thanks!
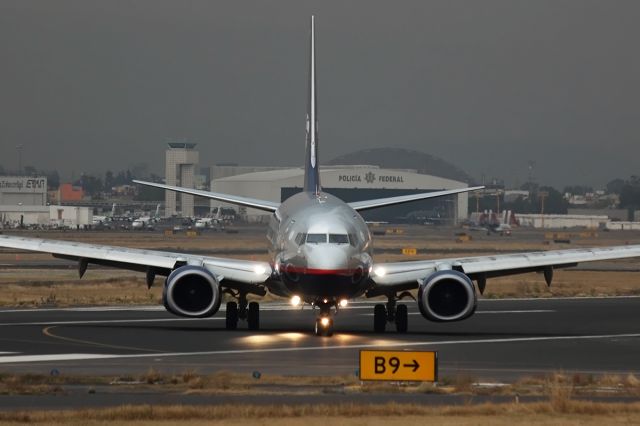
[1,17,639,336]
[195,207,225,230]
[131,204,161,230]
[92,203,117,225]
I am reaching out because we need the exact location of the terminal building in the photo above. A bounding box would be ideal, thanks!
[0,176,47,206]
[0,176,92,228]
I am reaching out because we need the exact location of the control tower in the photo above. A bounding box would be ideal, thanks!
[165,142,199,217]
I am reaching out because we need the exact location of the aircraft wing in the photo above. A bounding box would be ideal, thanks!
[0,235,272,286]
[370,244,640,290]
[348,186,484,211]
[133,180,279,213]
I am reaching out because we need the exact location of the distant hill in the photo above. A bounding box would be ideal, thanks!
[327,148,474,184]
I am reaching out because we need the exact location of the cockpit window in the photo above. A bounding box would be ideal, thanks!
[295,233,307,245]
[329,234,349,244]
[306,233,327,244]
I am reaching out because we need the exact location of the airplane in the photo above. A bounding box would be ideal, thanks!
[2,16,640,337]
[469,210,514,235]
[131,204,161,230]
[92,203,117,225]
[195,208,224,230]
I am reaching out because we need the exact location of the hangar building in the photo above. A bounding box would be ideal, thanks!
[210,165,469,223]
[0,176,47,206]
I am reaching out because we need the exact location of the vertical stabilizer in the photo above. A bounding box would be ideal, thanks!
[304,16,321,194]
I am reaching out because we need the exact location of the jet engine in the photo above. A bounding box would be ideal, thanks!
[418,270,477,322]
[163,265,221,318]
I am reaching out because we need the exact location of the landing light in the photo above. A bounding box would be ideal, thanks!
[339,299,348,308]
[254,265,267,275]
[291,295,301,306]
[374,267,386,278]
[320,317,330,327]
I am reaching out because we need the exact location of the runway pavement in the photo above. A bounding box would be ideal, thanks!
[1,296,640,380]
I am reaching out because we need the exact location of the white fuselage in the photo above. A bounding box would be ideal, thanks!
[267,191,373,302]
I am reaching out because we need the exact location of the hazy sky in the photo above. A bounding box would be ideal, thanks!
[1,1,638,188]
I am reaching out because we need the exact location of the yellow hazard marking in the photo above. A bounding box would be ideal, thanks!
[42,326,161,353]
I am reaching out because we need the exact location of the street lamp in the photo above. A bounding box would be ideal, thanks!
[16,144,23,175]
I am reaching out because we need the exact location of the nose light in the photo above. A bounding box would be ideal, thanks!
[339,299,348,308]
[291,295,301,306]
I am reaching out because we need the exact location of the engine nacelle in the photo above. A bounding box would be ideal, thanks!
[418,270,477,322]
[163,265,221,318]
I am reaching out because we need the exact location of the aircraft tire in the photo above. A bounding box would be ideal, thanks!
[395,304,408,333]
[325,318,334,337]
[226,302,238,330]
[373,304,386,333]
[248,302,260,330]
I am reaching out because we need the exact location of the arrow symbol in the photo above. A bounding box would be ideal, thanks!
[403,359,420,372]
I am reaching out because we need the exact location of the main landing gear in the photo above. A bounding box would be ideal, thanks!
[225,293,260,330]
[373,292,411,333]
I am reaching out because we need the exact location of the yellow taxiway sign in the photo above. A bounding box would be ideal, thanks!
[359,350,437,382]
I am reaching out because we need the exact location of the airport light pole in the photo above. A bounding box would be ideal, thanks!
[16,144,23,175]
[538,190,549,228]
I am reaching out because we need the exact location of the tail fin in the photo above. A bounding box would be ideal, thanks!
[304,15,321,194]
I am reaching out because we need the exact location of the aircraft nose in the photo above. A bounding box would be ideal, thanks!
[303,244,350,272]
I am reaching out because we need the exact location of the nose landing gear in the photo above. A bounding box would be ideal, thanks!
[313,299,336,336]
[314,315,334,336]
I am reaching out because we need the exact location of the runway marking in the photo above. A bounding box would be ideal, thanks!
[0,317,223,327]
[43,326,163,353]
[0,353,118,363]
[0,295,638,314]
[1,332,639,364]
[420,310,555,315]
[362,310,556,317]
[0,306,165,314]
[478,295,640,302]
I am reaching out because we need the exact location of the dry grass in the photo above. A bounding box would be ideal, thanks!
[0,373,112,395]
[482,270,640,298]
[1,227,639,307]
[0,273,163,307]
[2,370,639,398]
[1,401,640,425]
[0,370,362,396]
[0,267,637,307]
